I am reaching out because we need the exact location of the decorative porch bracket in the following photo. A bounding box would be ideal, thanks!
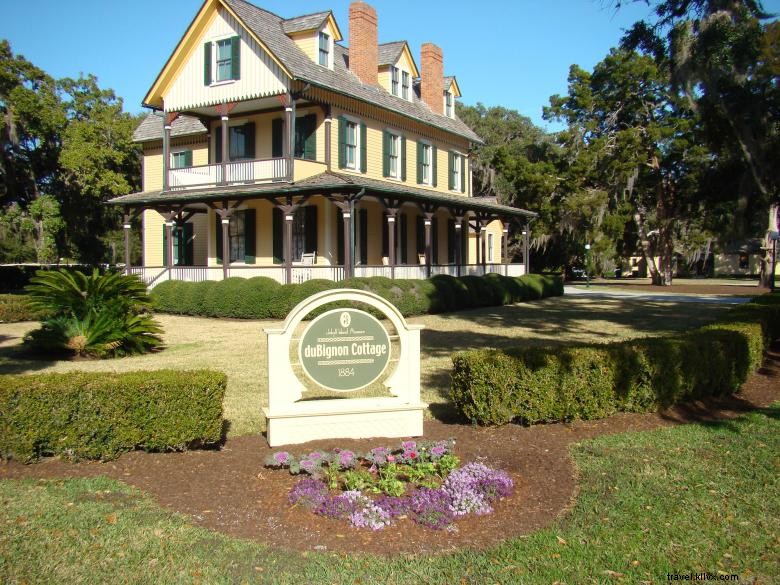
[209,199,241,279]
[417,202,438,277]
[378,197,402,280]
[272,194,312,284]
[332,189,366,279]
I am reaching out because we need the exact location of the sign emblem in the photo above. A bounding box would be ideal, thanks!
[299,308,391,391]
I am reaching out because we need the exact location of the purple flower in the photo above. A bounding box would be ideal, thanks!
[336,449,357,470]
[408,488,455,529]
[316,494,358,520]
[367,446,391,466]
[288,478,328,509]
[299,458,320,475]
[443,463,513,516]
[401,440,417,452]
[308,451,324,461]
[273,451,291,465]
[375,495,409,518]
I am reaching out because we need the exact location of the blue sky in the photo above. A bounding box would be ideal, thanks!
[2,0,778,131]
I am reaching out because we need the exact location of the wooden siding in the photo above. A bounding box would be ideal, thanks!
[164,6,289,112]
[142,140,208,191]
[330,106,471,197]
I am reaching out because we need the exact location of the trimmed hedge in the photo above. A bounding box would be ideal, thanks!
[151,273,564,319]
[0,294,48,323]
[0,370,226,462]
[450,294,780,426]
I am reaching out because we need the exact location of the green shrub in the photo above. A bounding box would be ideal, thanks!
[450,297,779,426]
[0,370,226,462]
[0,294,48,323]
[150,273,564,319]
[24,270,162,358]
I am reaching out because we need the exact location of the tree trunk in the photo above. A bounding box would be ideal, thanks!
[759,203,779,288]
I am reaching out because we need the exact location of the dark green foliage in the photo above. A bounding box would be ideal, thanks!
[23,269,162,358]
[0,294,48,323]
[151,274,564,320]
[450,296,780,426]
[0,370,226,462]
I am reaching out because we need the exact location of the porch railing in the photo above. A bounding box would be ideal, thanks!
[168,158,288,190]
[129,263,526,289]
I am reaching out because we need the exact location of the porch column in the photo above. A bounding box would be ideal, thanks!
[523,225,531,275]
[387,210,397,280]
[123,213,132,275]
[424,213,433,278]
[220,115,229,185]
[479,220,487,270]
[284,105,293,181]
[162,123,172,191]
[343,208,353,279]
[454,216,464,277]
[284,210,294,284]
[165,219,174,271]
[503,223,509,276]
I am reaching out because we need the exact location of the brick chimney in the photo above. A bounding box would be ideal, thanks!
[420,43,444,115]
[349,2,378,85]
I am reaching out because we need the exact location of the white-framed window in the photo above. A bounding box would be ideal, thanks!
[344,118,358,170]
[444,90,453,117]
[216,38,234,82]
[391,66,400,96]
[402,71,410,100]
[388,132,401,179]
[451,151,463,192]
[420,142,432,185]
[171,149,193,169]
[318,31,331,68]
[488,232,494,262]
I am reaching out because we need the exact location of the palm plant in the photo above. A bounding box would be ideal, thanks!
[24,269,162,358]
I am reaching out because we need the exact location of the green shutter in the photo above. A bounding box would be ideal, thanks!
[305,205,318,253]
[432,146,438,187]
[244,209,256,264]
[231,36,241,80]
[183,223,194,266]
[272,207,283,264]
[400,213,408,264]
[360,123,367,173]
[303,114,316,161]
[401,136,407,181]
[162,225,168,266]
[215,125,223,164]
[336,208,345,265]
[359,208,368,265]
[184,150,193,167]
[272,118,284,158]
[432,217,439,264]
[416,141,424,184]
[204,42,212,85]
[448,152,455,190]
[382,131,390,177]
[215,215,223,265]
[461,155,466,193]
[245,122,255,159]
[338,116,346,169]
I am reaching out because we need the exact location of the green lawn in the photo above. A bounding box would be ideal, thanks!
[1,405,776,584]
[0,295,733,436]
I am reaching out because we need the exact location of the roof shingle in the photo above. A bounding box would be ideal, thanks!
[281,11,330,35]
[133,113,207,143]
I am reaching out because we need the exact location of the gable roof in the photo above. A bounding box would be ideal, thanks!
[282,11,330,34]
[377,41,405,66]
[133,113,207,143]
[223,0,481,143]
[143,0,481,144]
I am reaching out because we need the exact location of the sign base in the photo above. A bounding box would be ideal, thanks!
[263,398,427,447]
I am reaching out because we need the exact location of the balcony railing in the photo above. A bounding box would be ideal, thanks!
[168,158,288,190]
[129,263,527,289]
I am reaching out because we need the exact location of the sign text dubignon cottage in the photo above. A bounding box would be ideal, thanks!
[263,289,426,446]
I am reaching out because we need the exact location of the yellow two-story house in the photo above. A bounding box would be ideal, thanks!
[110,0,535,286]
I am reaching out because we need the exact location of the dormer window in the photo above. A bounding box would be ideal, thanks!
[318,31,330,67]
[444,90,453,117]
[402,71,410,100]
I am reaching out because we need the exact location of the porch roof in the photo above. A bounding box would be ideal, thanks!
[107,171,535,219]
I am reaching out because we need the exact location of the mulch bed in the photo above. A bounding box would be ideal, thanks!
[2,344,778,556]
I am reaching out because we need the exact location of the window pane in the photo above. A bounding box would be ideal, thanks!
[292,208,305,261]
[216,39,232,82]
[230,126,249,160]
[346,122,357,168]
[229,212,245,262]
[319,32,329,66]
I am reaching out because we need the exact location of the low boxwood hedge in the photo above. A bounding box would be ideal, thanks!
[450,294,780,426]
[151,273,564,319]
[0,369,226,462]
[0,294,48,323]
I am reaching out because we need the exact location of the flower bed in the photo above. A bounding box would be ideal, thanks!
[265,440,513,531]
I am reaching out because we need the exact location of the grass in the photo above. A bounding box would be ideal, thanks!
[0,296,734,436]
[1,405,777,584]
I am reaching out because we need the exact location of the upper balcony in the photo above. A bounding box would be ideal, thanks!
[169,157,288,190]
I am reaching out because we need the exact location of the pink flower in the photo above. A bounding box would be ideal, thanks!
[409,451,418,459]
[387,455,396,462]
